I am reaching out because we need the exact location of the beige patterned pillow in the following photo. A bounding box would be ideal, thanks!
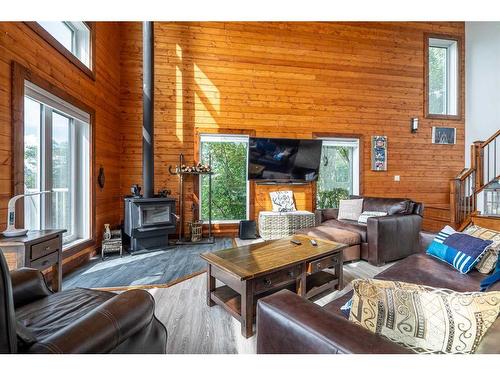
[463,225,500,274]
[348,279,500,354]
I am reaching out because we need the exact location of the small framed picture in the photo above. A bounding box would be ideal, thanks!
[371,136,387,171]
[432,127,456,145]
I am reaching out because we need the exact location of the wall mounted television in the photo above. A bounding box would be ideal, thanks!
[248,137,323,182]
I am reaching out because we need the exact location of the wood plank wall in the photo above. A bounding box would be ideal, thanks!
[0,22,122,267]
[120,22,465,233]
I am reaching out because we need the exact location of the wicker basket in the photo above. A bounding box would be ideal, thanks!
[190,220,203,242]
[258,211,316,240]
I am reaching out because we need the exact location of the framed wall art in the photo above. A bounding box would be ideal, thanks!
[432,127,456,145]
[371,136,387,171]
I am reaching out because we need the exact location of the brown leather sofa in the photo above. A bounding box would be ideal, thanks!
[256,231,500,354]
[297,196,423,265]
[0,251,167,354]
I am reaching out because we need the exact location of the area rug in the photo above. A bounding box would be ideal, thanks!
[62,237,234,289]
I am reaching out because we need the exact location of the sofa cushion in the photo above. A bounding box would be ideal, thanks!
[463,225,500,274]
[15,288,114,342]
[296,225,361,246]
[337,199,363,221]
[348,278,500,354]
[352,196,411,215]
[426,227,493,274]
[323,219,368,242]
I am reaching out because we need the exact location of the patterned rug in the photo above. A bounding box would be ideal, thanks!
[62,237,234,289]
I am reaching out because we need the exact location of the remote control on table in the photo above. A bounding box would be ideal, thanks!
[290,239,302,245]
[310,239,318,246]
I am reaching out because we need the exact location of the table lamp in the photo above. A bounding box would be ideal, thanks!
[2,191,50,237]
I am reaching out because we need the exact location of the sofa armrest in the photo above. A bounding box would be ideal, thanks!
[29,289,159,354]
[419,231,436,253]
[367,214,422,266]
[10,267,52,308]
[256,290,411,354]
[315,208,338,224]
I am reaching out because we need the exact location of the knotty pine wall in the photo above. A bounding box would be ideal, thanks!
[0,22,122,267]
[120,22,465,233]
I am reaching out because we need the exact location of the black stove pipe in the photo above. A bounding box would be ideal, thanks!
[142,21,154,198]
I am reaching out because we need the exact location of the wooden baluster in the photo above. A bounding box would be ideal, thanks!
[472,141,483,191]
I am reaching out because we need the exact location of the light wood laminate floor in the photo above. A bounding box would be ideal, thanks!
[149,260,392,354]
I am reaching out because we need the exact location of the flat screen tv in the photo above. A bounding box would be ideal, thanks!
[248,137,323,182]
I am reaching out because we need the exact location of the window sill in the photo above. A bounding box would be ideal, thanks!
[62,238,95,259]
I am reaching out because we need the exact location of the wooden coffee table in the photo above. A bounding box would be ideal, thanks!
[200,235,346,337]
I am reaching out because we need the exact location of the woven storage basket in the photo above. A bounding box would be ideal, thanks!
[190,220,203,242]
[258,211,316,240]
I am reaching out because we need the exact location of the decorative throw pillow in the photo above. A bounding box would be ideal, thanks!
[337,199,363,221]
[348,279,500,354]
[357,211,387,224]
[426,226,493,274]
[269,191,296,212]
[463,225,500,274]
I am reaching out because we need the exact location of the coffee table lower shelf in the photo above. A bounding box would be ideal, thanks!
[305,271,339,299]
[210,284,296,320]
[211,271,339,321]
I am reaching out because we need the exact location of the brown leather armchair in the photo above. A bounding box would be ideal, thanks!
[0,251,167,354]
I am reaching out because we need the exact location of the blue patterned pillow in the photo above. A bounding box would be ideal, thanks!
[427,226,493,274]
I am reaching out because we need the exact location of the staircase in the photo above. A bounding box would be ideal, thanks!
[450,129,500,230]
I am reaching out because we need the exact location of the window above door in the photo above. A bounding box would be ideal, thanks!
[26,22,95,79]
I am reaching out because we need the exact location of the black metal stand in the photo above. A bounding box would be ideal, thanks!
[169,153,215,245]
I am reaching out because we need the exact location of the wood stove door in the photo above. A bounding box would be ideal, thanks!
[139,203,173,227]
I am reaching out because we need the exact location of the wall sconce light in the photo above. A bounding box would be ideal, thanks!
[411,118,419,133]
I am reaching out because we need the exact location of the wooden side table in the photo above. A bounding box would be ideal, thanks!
[0,229,66,292]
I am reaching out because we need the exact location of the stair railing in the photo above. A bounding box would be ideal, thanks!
[450,129,500,229]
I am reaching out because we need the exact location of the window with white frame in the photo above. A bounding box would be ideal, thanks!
[199,134,249,222]
[427,37,459,116]
[38,22,91,69]
[316,138,360,209]
[24,81,90,247]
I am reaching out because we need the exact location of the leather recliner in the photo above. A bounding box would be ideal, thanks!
[0,251,167,354]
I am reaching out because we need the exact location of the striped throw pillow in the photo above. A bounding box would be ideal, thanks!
[427,226,493,274]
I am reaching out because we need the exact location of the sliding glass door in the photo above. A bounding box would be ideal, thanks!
[316,138,360,209]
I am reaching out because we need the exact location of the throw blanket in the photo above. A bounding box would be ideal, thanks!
[480,261,500,291]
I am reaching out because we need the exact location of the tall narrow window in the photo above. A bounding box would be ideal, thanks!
[426,35,461,118]
[199,134,249,222]
[316,138,360,209]
[24,81,90,247]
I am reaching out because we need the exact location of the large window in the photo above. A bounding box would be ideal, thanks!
[316,138,360,209]
[199,134,249,222]
[426,35,461,118]
[24,81,90,247]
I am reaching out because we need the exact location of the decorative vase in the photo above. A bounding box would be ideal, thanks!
[103,224,112,240]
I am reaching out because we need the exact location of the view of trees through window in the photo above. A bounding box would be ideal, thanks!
[200,138,248,221]
[316,145,353,209]
[428,46,447,115]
